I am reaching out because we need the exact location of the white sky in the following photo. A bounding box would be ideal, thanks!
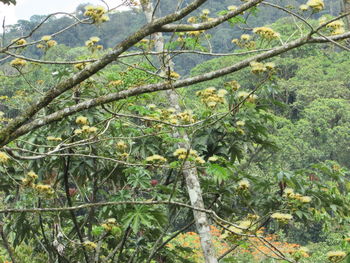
[0,0,127,26]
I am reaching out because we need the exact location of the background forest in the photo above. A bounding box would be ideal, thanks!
[0,0,350,262]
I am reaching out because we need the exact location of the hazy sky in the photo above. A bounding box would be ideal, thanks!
[0,0,125,26]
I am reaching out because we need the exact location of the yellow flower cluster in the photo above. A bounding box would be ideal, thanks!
[186,30,205,37]
[0,152,10,163]
[84,6,109,24]
[169,71,180,79]
[232,34,256,49]
[85,36,103,52]
[187,16,196,23]
[299,4,309,11]
[221,220,253,238]
[283,188,312,203]
[83,240,97,250]
[22,171,38,187]
[76,116,89,125]
[10,58,27,68]
[250,61,276,74]
[326,20,345,35]
[237,91,258,103]
[271,212,293,223]
[306,0,325,12]
[12,38,27,46]
[74,62,90,70]
[208,155,219,162]
[37,35,57,50]
[116,141,128,152]
[47,136,62,142]
[177,110,196,124]
[196,87,228,108]
[326,251,346,262]
[253,27,280,40]
[146,106,195,126]
[41,35,51,41]
[74,116,97,134]
[225,80,241,91]
[238,179,250,190]
[36,184,55,196]
[173,148,205,164]
[202,9,210,16]
[236,120,245,127]
[101,218,117,232]
[146,154,167,163]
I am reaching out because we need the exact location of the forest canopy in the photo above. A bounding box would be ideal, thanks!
[0,0,350,262]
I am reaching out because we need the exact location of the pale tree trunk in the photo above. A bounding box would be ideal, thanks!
[342,0,350,29]
[141,1,218,262]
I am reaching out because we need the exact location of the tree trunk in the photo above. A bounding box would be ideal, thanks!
[141,1,218,262]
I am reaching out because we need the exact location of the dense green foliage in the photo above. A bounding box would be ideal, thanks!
[0,0,350,262]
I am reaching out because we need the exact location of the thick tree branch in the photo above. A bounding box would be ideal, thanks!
[0,0,209,146]
[159,0,263,32]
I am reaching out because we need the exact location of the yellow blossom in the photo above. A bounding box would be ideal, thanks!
[10,58,27,68]
[283,188,294,197]
[83,241,97,250]
[238,179,250,189]
[240,34,251,41]
[47,40,57,48]
[307,0,325,11]
[75,116,89,125]
[300,196,312,203]
[299,4,309,11]
[187,16,196,23]
[236,120,245,126]
[82,125,91,132]
[202,9,210,15]
[13,38,27,45]
[217,89,228,97]
[74,129,82,135]
[27,171,38,180]
[271,213,293,223]
[265,62,276,70]
[253,27,280,39]
[195,156,205,164]
[90,36,100,43]
[41,35,52,41]
[36,184,54,195]
[84,5,109,24]
[169,71,180,79]
[0,152,10,163]
[36,44,45,49]
[250,61,266,74]
[225,80,241,91]
[116,141,128,151]
[146,154,167,163]
[88,126,98,133]
[208,156,219,162]
[173,148,187,157]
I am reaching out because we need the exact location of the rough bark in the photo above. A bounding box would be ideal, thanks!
[141,1,218,262]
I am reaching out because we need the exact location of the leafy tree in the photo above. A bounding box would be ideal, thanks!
[0,1,350,263]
